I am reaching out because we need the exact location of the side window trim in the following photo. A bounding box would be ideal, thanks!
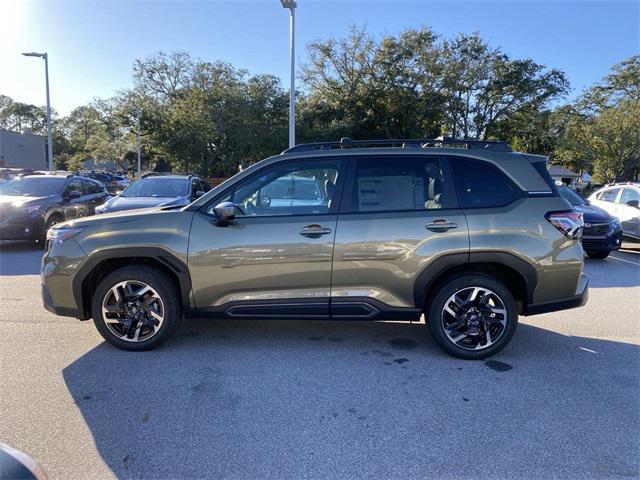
[199,157,347,218]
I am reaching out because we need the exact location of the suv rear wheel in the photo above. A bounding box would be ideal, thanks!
[427,274,518,360]
[91,266,181,351]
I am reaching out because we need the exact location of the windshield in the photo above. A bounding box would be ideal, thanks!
[559,186,587,207]
[121,178,189,198]
[0,177,66,197]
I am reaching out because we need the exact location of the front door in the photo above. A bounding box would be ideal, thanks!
[331,155,469,318]
[189,158,344,318]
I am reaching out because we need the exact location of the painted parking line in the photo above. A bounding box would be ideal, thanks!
[608,254,640,266]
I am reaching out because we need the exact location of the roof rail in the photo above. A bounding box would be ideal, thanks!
[283,136,512,154]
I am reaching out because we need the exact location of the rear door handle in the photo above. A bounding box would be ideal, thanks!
[426,219,458,232]
[299,224,332,237]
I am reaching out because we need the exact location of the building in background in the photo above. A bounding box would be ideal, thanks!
[0,129,46,170]
[548,165,580,188]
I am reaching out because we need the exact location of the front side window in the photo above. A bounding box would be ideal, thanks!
[351,157,452,212]
[451,158,521,208]
[599,188,620,202]
[619,188,640,204]
[65,179,84,196]
[209,159,341,217]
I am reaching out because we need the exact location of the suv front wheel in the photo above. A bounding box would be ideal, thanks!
[427,274,518,360]
[91,266,181,351]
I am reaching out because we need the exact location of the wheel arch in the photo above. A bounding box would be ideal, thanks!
[44,209,65,224]
[73,248,192,320]
[414,252,537,315]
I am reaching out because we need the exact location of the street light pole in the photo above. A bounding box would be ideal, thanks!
[280,0,297,148]
[136,110,141,178]
[22,52,54,170]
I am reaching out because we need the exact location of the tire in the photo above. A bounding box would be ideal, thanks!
[586,250,610,259]
[426,274,518,360]
[91,266,181,351]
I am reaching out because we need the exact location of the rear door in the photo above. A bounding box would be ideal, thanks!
[61,178,86,220]
[188,157,345,318]
[81,179,108,215]
[331,155,468,318]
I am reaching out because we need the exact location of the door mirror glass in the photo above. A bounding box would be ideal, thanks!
[213,201,236,220]
[65,190,81,200]
[195,190,205,198]
[627,199,640,209]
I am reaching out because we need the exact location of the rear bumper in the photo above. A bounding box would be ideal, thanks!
[524,273,589,316]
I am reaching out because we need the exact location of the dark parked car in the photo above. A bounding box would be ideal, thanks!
[81,171,130,194]
[558,185,622,258]
[95,175,208,214]
[0,174,108,243]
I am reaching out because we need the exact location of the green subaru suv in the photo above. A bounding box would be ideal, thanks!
[41,138,588,359]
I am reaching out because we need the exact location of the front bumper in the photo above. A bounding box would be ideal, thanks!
[525,273,589,316]
[41,237,89,319]
[0,214,45,241]
[42,282,84,318]
[581,222,623,252]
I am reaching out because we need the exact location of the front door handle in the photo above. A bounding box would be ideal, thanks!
[299,224,332,237]
[426,219,459,232]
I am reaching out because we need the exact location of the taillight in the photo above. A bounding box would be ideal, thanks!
[546,210,583,240]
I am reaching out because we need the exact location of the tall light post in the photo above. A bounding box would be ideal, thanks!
[136,109,141,178]
[280,0,296,148]
[22,52,54,170]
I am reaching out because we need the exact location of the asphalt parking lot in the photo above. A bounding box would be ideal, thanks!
[0,243,638,479]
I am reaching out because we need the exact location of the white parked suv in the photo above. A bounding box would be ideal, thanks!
[588,183,640,239]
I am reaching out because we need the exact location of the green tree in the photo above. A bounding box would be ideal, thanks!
[553,55,640,182]
[440,33,569,140]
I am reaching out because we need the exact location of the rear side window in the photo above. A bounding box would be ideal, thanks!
[451,158,521,208]
[599,188,620,202]
[351,156,455,212]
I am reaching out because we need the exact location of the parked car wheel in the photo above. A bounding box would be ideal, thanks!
[38,213,64,246]
[91,266,181,351]
[427,274,518,360]
[586,250,611,259]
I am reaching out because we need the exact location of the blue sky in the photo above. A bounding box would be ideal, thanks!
[2,0,638,115]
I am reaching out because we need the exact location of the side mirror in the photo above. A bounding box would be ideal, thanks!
[64,190,81,201]
[195,190,205,198]
[213,201,235,221]
[626,199,639,209]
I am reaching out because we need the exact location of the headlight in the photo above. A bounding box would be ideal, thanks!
[21,205,42,214]
[46,227,83,245]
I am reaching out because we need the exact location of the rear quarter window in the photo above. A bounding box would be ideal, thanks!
[451,157,521,208]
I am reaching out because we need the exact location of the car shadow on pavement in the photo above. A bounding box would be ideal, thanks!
[62,319,639,479]
[0,241,43,275]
